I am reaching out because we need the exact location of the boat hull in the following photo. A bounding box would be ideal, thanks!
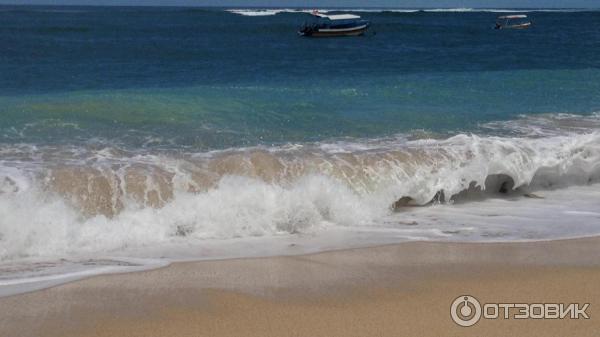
[507,22,532,29]
[497,22,532,30]
[299,23,370,37]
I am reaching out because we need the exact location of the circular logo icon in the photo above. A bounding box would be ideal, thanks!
[450,295,482,327]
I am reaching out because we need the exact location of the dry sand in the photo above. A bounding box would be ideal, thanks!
[2,238,600,337]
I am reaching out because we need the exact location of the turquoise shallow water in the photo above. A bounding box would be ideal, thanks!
[1,68,600,149]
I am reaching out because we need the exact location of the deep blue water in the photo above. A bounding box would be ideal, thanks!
[1,6,600,149]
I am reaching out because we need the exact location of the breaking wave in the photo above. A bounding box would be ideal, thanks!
[1,113,599,261]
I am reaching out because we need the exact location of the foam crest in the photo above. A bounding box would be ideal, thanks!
[227,9,327,16]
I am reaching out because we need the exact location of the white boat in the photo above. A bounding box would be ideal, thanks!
[298,11,370,37]
[495,15,532,30]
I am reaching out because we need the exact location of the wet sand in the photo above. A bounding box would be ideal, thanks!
[2,237,600,337]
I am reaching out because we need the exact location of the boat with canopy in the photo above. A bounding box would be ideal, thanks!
[494,15,532,30]
[298,11,370,37]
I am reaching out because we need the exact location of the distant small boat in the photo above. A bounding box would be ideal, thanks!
[494,15,532,30]
[299,11,370,37]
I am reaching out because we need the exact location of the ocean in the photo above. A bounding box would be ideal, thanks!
[0,6,599,294]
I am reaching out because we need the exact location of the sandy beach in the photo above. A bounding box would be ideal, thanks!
[1,237,600,337]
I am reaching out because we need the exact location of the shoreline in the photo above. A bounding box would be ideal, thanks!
[2,237,600,336]
[3,232,600,299]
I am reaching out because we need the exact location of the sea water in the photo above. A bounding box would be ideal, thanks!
[0,6,599,295]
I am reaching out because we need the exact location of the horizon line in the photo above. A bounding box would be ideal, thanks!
[0,3,598,9]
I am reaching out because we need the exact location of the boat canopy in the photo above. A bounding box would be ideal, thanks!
[497,15,527,19]
[313,13,362,20]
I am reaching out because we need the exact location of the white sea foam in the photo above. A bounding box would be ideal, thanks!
[1,182,599,297]
[226,8,591,16]
[227,9,327,17]
[479,112,600,137]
